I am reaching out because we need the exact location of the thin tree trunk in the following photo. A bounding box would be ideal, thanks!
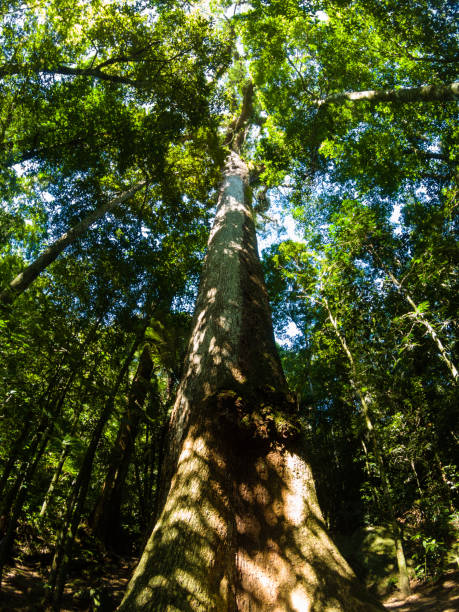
[0,363,65,498]
[0,419,32,499]
[150,420,168,528]
[38,389,89,518]
[90,344,154,550]
[316,81,459,107]
[435,451,455,514]
[39,351,103,519]
[133,441,148,531]
[0,425,52,583]
[361,439,379,509]
[119,126,383,609]
[410,459,423,498]
[0,362,81,583]
[0,181,146,306]
[0,370,72,520]
[47,312,152,609]
[368,247,458,382]
[39,445,71,519]
[390,273,458,381]
[323,297,411,597]
[4,314,105,525]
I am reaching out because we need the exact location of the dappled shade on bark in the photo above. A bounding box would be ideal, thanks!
[118,151,383,611]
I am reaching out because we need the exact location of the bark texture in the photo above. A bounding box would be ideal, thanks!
[118,152,383,611]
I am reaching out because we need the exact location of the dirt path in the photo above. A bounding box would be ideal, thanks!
[384,570,459,612]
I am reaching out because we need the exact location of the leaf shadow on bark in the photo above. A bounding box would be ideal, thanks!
[118,156,383,610]
[120,399,384,611]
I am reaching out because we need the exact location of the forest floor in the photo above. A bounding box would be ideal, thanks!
[0,560,458,611]
[383,570,459,612]
[0,554,136,611]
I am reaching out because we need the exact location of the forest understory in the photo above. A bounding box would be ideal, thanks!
[1,533,458,612]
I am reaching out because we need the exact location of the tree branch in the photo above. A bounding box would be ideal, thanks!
[0,181,148,308]
[315,82,459,107]
[402,148,449,162]
[223,80,254,153]
[0,63,150,88]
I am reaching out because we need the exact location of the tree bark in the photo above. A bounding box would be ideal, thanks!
[316,81,459,107]
[0,181,146,307]
[118,150,383,611]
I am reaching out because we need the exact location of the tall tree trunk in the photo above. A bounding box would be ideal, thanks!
[0,181,146,307]
[90,344,155,550]
[119,149,383,611]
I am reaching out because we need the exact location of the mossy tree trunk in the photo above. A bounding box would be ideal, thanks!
[119,145,384,611]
